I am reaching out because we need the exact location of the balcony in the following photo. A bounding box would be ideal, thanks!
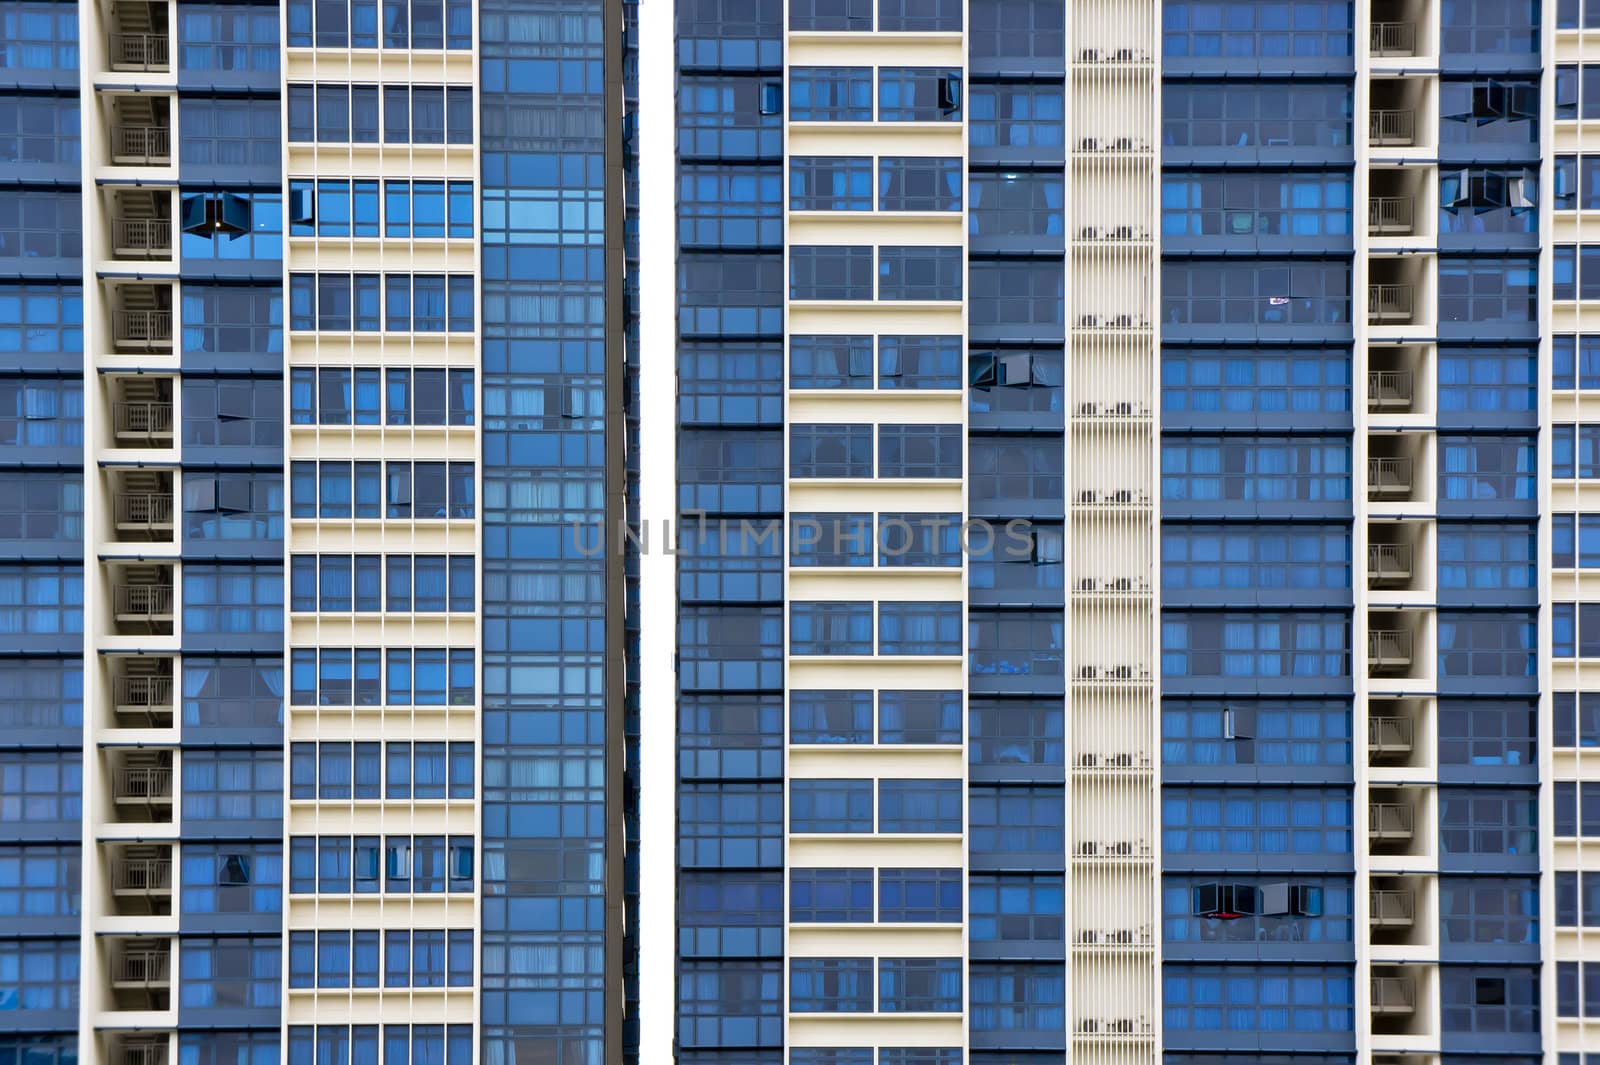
[111,124,171,166]
[1367,456,1413,499]
[1370,21,1416,56]
[113,764,172,805]
[110,848,173,916]
[1370,888,1416,929]
[1368,715,1415,759]
[1371,975,1416,1015]
[108,1,170,71]
[113,1041,170,1065]
[113,578,174,634]
[114,1042,169,1065]
[110,939,171,1010]
[1368,628,1414,672]
[1368,542,1413,586]
[1369,196,1414,235]
[112,392,174,445]
[109,33,169,71]
[1368,370,1413,411]
[113,218,172,258]
[112,659,174,726]
[1369,109,1415,146]
[1368,283,1415,324]
[1369,801,1415,842]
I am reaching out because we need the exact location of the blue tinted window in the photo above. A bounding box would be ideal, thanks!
[789,690,873,744]
[179,936,281,1011]
[969,963,1066,1033]
[1162,612,1348,678]
[878,779,961,832]
[1162,699,1352,767]
[179,5,280,71]
[1161,525,1350,592]
[1437,612,1535,678]
[179,96,279,172]
[1439,435,1535,501]
[1438,257,1537,324]
[1164,965,1354,1033]
[1437,524,1535,590]
[789,779,873,832]
[790,868,872,922]
[882,157,962,211]
[0,3,77,70]
[0,564,80,634]
[789,957,874,1012]
[1162,172,1351,238]
[877,246,962,300]
[789,67,872,121]
[1162,260,1350,325]
[1438,347,1536,412]
[1440,79,1539,143]
[1162,437,1350,503]
[1162,0,1353,57]
[182,749,283,822]
[1162,82,1351,148]
[181,845,282,916]
[1163,788,1353,856]
[877,601,961,655]
[878,67,961,121]
[0,189,79,261]
[878,868,961,921]
[789,157,872,211]
[0,92,79,164]
[968,84,1063,149]
[878,957,961,1011]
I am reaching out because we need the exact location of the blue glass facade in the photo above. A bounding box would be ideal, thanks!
[478,0,633,1057]
[0,0,82,1057]
[673,1,785,1061]
[1159,1,1358,1060]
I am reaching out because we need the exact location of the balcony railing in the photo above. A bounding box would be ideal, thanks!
[1368,370,1413,410]
[1370,21,1417,56]
[1368,542,1413,584]
[113,766,173,802]
[109,32,169,70]
[1371,975,1417,1013]
[117,1044,169,1065]
[112,219,172,257]
[1367,456,1413,497]
[113,401,173,437]
[111,125,172,164]
[111,858,172,894]
[1370,888,1416,927]
[113,948,172,986]
[1368,196,1414,234]
[114,492,174,528]
[1368,715,1415,755]
[1369,801,1415,839]
[113,674,173,709]
[114,584,174,619]
[1368,283,1415,323]
[1368,628,1414,670]
[1369,108,1416,146]
[114,309,173,347]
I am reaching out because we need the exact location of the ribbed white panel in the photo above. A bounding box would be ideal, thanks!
[1063,0,1162,1056]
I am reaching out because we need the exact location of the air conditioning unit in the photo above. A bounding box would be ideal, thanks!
[1080,1019,1100,1034]
[1079,841,1099,856]
[1081,929,1101,943]
[1109,490,1133,504]
[1113,401,1134,415]
[1077,577,1099,591]
[1110,577,1132,591]
[1078,137,1101,151]
[1077,665,1101,680]
[1077,752,1099,767]
[1109,752,1133,768]
[1077,489,1098,504]
[1108,1019,1135,1034]
[1078,47,1101,61]
[1078,225,1099,240]
[1109,840,1133,856]
[1077,313,1099,327]
[1111,224,1134,240]
[1113,47,1136,61]
[1077,401,1098,415]
[1110,313,1135,328]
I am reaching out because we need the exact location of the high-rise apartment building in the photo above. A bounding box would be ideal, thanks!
[0,0,1580,1060]
[0,0,637,1060]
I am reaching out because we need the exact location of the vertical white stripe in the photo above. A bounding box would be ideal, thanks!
[636,0,680,1055]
